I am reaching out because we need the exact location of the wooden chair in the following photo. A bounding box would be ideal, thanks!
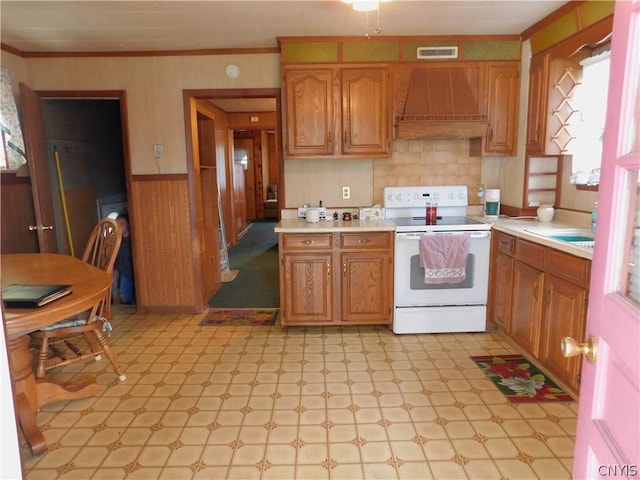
[30,218,127,382]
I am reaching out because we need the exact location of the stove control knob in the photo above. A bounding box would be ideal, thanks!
[386,193,394,202]
[396,193,404,201]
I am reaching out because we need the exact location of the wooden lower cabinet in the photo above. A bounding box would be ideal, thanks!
[489,231,515,331]
[341,251,392,324]
[489,231,591,395]
[539,274,588,390]
[279,231,393,326]
[510,260,544,356]
[281,253,333,324]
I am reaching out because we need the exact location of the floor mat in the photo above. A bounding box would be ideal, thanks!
[221,269,239,282]
[199,308,279,327]
[471,354,573,403]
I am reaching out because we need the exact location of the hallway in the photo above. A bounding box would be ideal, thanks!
[208,221,279,308]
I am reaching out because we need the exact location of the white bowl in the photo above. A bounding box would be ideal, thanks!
[537,205,555,222]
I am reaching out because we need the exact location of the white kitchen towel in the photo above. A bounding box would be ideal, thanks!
[419,234,470,284]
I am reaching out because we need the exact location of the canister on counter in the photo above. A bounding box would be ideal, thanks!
[425,203,437,224]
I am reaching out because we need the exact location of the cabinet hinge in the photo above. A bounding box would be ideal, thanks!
[584,298,588,310]
[576,373,581,385]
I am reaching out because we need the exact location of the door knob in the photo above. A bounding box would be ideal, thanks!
[28,225,53,231]
[561,336,597,363]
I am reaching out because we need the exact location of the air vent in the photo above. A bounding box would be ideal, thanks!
[416,46,459,60]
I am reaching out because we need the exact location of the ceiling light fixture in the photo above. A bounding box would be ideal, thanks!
[343,0,389,38]
[350,1,379,12]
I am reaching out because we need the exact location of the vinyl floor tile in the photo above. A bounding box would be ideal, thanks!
[19,308,578,479]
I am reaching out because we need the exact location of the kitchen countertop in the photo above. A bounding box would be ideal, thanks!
[275,217,396,233]
[477,216,594,260]
[275,210,593,260]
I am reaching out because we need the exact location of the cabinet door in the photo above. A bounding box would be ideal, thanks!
[525,53,549,154]
[492,251,514,330]
[539,274,587,390]
[510,261,544,355]
[340,251,391,324]
[341,68,390,156]
[281,253,333,324]
[283,69,336,157]
[485,63,519,155]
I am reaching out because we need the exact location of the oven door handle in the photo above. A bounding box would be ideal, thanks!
[396,231,491,240]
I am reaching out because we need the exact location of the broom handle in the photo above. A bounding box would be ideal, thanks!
[54,145,75,257]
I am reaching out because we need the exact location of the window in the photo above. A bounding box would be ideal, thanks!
[0,68,27,170]
[569,50,611,186]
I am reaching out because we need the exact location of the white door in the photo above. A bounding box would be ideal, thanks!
[572,1,640,477]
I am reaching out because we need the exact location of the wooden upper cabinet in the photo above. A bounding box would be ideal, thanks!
[525,53,585,155]
[525,53,550,154]
[341,68,390,156]
[484,63,519,155]
[282,66,391,159]
[283,68,336,157]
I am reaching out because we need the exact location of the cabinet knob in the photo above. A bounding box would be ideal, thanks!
[28,225,53,231]
[303,240,315,245]
[358,239,370,243]
[561,336,597,364]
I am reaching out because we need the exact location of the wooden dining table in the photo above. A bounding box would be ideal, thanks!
[1,253,111,455]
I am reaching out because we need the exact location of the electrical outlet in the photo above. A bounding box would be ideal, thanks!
[153,144,163,158]
[342,186,350,200]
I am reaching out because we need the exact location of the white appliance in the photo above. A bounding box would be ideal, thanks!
[384,185,492,334]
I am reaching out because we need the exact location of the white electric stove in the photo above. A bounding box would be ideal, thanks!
[384,185,492,334]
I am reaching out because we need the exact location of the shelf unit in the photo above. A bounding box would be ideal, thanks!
[524,155,564,208]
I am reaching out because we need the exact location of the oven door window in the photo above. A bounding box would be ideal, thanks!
[394,231,491,307]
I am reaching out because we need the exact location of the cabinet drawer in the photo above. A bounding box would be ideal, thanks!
[281,233,332,250]
[340,232,391,249]
[496,232,515,255]
[547,249,591,286]
[516,239,545,270]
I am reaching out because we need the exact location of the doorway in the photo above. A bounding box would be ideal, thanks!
[184,88,282,308]
[41,99,128,256]
[14,89,134,306]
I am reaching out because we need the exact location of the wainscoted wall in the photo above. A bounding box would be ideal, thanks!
[129,175,197,312]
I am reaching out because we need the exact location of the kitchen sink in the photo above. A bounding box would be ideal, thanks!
[525,228,595,249]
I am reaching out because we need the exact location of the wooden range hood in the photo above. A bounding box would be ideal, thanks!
[393,65,489,139]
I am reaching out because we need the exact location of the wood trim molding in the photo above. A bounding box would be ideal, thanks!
[1,44,279,58]
[131,174,188,182]
[0,172,31,185]
[501,204,539,218]
[576,184,598,192]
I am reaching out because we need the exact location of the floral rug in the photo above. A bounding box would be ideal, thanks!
[199,308,279,327]
[471,354,573,403]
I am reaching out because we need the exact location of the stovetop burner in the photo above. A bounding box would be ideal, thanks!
[383,185,491,232]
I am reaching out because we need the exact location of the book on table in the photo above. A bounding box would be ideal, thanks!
[2,284,72,308]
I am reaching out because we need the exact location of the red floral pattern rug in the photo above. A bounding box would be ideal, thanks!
[471,354,573,403]
[199,308,279,327]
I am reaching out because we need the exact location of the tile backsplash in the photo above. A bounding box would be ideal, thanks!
[285,139,484,208]
[372,139,483,205]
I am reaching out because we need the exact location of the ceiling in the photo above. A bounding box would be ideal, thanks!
[1,1,567,114]
[1,1,567,54]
